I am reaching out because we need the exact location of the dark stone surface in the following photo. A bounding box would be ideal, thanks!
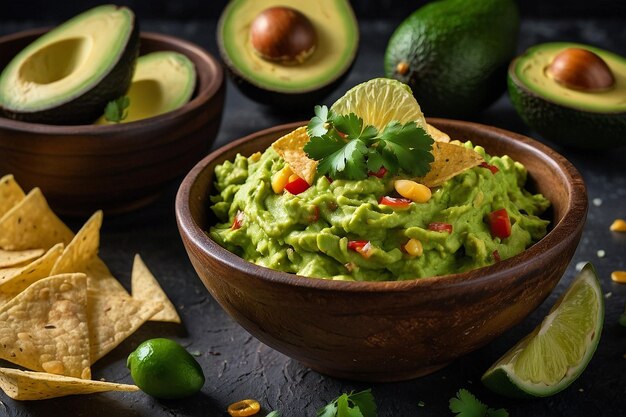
[0,16,625,417]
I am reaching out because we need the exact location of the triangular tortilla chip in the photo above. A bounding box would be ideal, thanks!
[0,367,138,400]
[88,291,163,364]
[131,254,181,324]
[84,257,129,296]
[0,174,25,220]
[46,210,127,296]
[426,123,451,143]
[51,211,102,275]
[0,248,44,269]
[416,142,484,187]
[0,244,64,305]
[271,126,317,185]
[0,274,91,379]
[0,188,74,251]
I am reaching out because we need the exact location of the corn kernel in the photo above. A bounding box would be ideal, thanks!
[611,271,626,284]
[271,165,292,193]
[610,219,626,232]
[404,238,423,257]
[249,151,262,162]
[394,179,431,203]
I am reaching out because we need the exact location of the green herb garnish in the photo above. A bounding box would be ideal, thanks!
[104,96,130,123]
[304,105,434,180]
[317,389,377,417]
[449,389,508,417]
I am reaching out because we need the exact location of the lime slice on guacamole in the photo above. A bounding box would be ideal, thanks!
[482,263,604,398]
[330,78,426,130]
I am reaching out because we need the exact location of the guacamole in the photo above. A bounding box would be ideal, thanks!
[209,142,550,281]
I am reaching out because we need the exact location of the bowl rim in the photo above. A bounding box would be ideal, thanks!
[0,28,223,134]
[176,119,587,293]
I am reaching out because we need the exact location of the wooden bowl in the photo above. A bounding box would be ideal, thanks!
[0,29,225,215]
[175,119,587,382]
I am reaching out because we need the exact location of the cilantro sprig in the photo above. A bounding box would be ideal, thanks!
[449,389,508,417]
[317,389,377,417]
[304,105,434,180]
[104,96,130,123]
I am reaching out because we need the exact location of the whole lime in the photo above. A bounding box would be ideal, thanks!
[127,338,205,399]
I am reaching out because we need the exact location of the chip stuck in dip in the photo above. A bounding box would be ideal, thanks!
[209,79,550,281]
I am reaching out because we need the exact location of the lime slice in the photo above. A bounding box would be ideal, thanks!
[330,78,426,130]
[482,263,604,398]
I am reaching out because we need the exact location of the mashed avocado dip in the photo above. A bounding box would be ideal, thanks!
[209,141,550,281]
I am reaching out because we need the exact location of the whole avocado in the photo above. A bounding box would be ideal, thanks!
[384,0,520,118]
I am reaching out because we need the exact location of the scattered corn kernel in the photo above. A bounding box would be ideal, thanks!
[228,399,261,417]
[394,179,431,203]
[404,238,423,257]
[611,271,626,284]
[610,219,626,232]
[597,249,606,258]
[271,165,293,193]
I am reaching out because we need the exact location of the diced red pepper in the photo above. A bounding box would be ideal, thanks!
[379,196,412,208]
[284,177,310,195]
[493,250,501,262]
[347,240,373,258]
[488,208,511,238]
[231,210,244,230]
[480,161,499,174]
[427,222,453,233]
[368,167,387,178]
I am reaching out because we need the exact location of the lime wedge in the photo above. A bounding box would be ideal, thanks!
[482,263,604,398]
[330,78,426,130]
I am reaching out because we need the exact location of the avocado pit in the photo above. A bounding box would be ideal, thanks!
[249,6,317,64]
[547,47,615,91]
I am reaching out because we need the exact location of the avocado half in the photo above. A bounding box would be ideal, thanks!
[0,5,139,125]
[508,42,626,149]
[97,51,196,124]
[217,0,359,109]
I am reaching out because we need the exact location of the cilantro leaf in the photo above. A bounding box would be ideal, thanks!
[104,96,130,123]
[315,138,368,180]
[449,389,488,417]
[308,105,331,137]
[317,390,377,417]
[449,389,508,417]
[348,389,377,417]
[378,121,434,177]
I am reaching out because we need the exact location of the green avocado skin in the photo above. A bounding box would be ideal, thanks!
[2,19,139,125]
[508,70,626,150]
[384,0,519,118]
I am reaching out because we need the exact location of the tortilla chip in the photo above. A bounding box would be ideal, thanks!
[0,244,64,305]
[416,142,484,187]
[0,367,138,400]
[0,188,74,251]
[0,274,91,379]
[84,257,129,296]
[88,291,163,363]
[131,254,181,324]
[0,248,45,269]
[51,211,102,276]
[271,126,317,184]
[0,175,25,220]
[426,123,451,143]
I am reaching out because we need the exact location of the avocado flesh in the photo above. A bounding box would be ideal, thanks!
[509,42,626,149]
[97,51,196,124]
[218,0,358,106]
[0,5,138,125]
[384,0,519,118]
